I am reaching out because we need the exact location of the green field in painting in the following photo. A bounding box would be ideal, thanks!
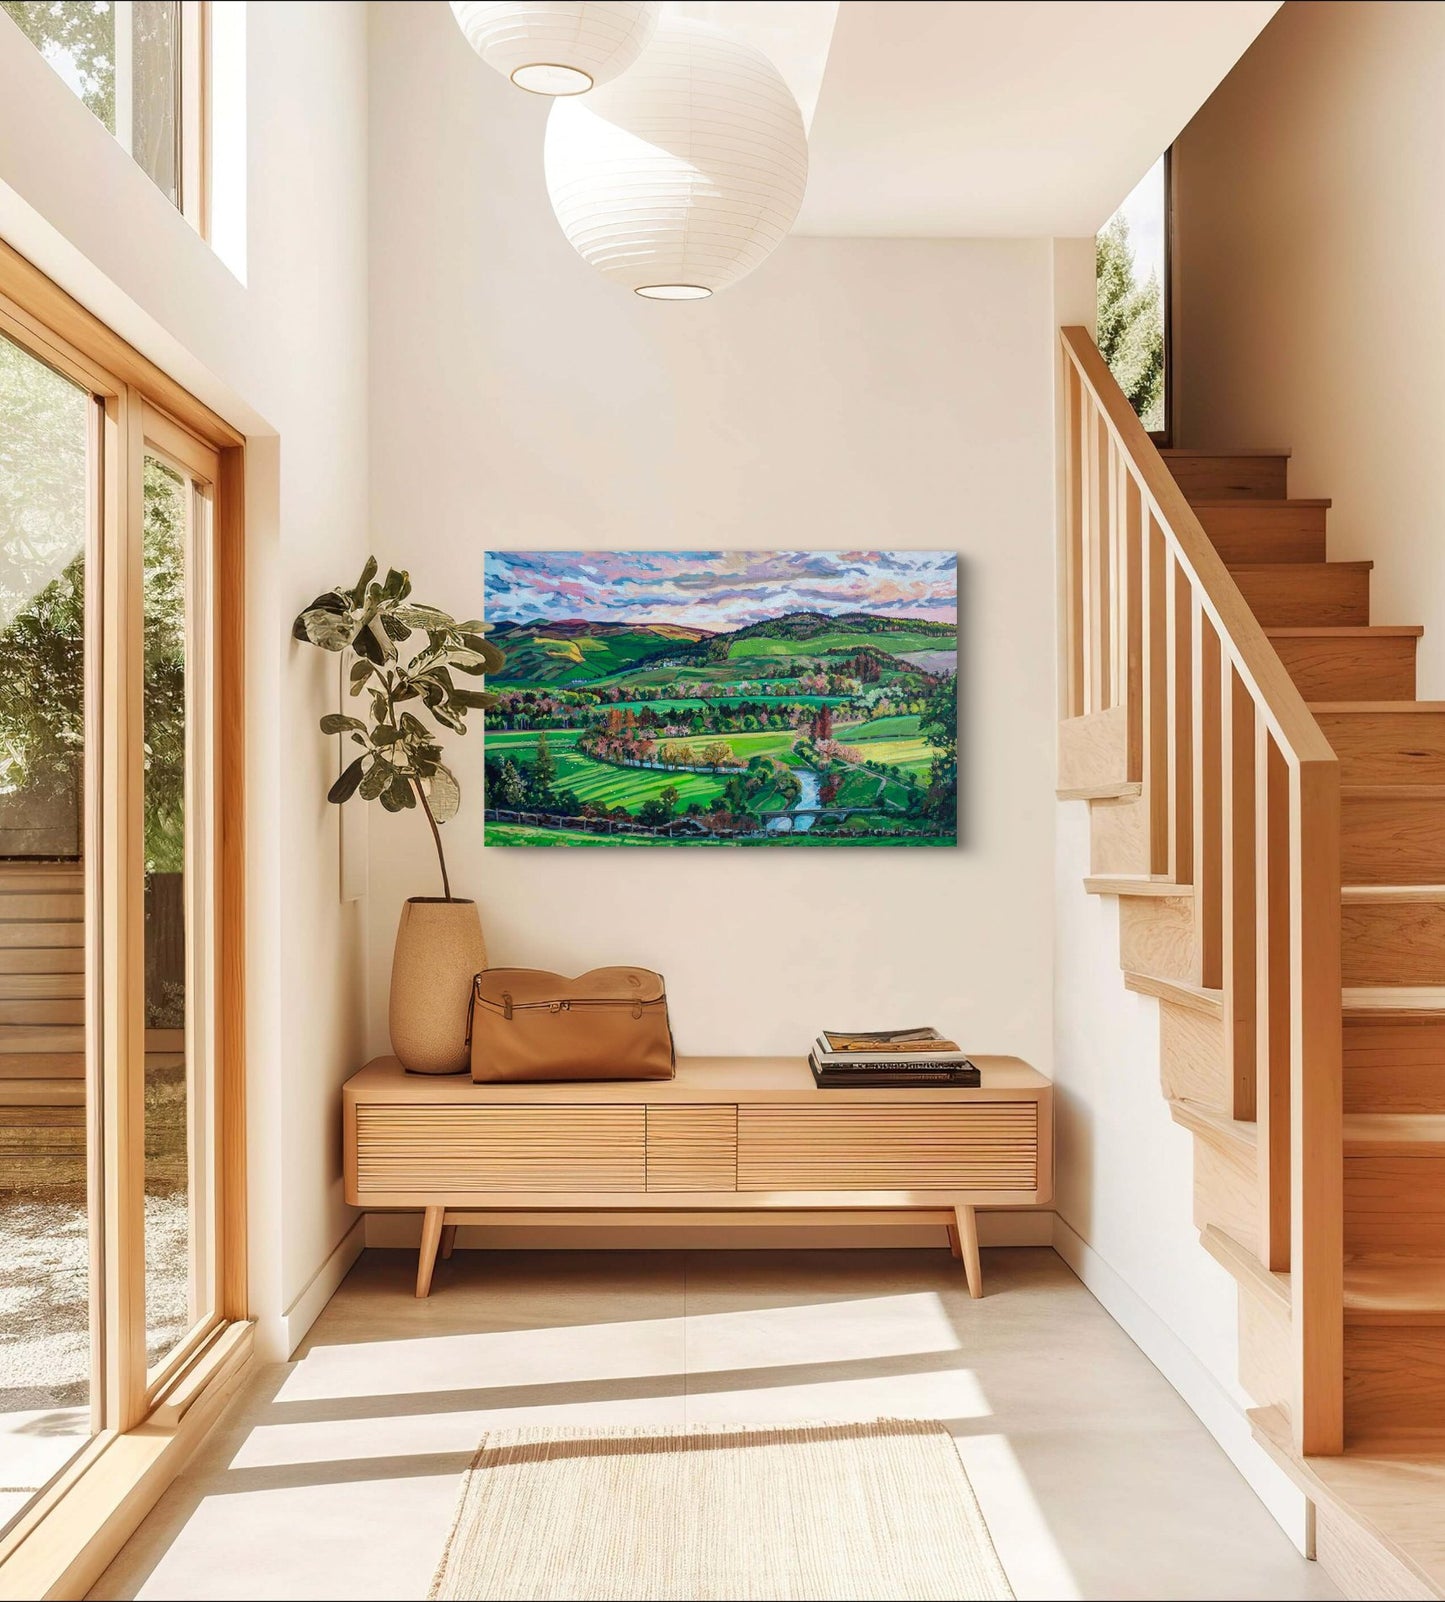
[484,822,953,848]
[840,714,923,741]
[486,730,727,810]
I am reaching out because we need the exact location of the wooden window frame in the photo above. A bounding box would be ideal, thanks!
[0,240,246,1601]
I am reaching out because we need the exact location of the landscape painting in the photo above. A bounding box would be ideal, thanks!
[482,551,958,847]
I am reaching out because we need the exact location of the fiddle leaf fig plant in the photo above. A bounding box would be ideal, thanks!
[292,557,505,900]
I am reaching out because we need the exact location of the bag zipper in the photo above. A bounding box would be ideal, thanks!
[478,987,646,1022]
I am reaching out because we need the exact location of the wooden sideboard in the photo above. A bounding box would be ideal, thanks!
[343,1054,1053,1298]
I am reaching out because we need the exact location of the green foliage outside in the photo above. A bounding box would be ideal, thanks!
[1096,212,1164,431]
[0,331,186,869]
[1,1,117,127]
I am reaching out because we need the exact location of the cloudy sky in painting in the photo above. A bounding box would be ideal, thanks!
[484,551,957,630]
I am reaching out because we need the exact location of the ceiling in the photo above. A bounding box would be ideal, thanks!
[791,0,1281,237]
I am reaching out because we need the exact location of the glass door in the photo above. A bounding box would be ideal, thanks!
[0,329,96,1530]
[0,299,239,1562]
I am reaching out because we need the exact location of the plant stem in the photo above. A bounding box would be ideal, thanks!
[414,779,452,901]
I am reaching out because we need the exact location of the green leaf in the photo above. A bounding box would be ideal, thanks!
[379,782,405,813]
[352,620,386,665]
[300,609,356,651]
[359,759,393,801]
[349,557,378,604]
[381,612,410,642]
[320,713,366,735]
[372,724,401,745]
[382,567,409,599]
[399,712,429,738]
[328,756,365,804]
[450,688,497,711]
[394,603,452,628]
[456,620,488,634]
[427,765,461,823]
[348,657,373,685]
[388,774,416,810]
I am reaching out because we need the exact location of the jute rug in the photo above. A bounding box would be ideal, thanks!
[429,1419,1014,1601]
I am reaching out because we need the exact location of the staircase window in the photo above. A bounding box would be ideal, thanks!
[1097,152,1170,439]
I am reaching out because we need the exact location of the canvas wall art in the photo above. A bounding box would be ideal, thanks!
[482,551,958,847]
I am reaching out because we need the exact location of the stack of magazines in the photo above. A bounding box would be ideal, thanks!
[809,1027,980,1087]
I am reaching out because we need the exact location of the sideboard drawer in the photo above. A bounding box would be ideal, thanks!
[353,1104,645,1195]
[736,1103,1039,1191]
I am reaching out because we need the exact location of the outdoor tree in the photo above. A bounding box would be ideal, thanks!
[1096,212,1164,431]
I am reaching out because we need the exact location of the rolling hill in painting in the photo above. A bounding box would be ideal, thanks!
[482,551,958,848]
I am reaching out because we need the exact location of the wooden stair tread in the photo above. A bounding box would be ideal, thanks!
[1160,448,1292,457]
[1345,1259,1445,1325]
[1345,988,1445,1020]
[1343,784,1445,799]
[1083,875,1189,898]
[1345,1113,1445,1156]
[1311,702,1445,713]
[1168,1095,1257,1151]
[1267,625,1424,638]
[1200,1224,1289,1313]
[1191,497,1330,508]
[1342,885,1445,903]
[1251,1404,1445,1593]
[1122,972,1223,1018]
[1230,560,1373,573]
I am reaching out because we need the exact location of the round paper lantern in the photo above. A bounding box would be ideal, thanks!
[450,2,659,96]
[544,17,808,299]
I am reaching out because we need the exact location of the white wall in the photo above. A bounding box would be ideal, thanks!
[364,2,1059,1092]
[1174,0,1445,692]
[0,0,372,1357]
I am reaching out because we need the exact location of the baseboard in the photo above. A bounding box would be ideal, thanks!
[1051,1214,1313,1555]
[281,1216,365,1357]
[362,1207,1056,1252]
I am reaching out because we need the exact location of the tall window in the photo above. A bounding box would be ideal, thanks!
[0,1,207,228]
[1097,152,1169,438]
[0,283,242,1570]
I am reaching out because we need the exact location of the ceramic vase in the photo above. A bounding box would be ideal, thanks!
[389,897,487,1074]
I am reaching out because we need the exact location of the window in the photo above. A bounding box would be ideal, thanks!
[0,261,244,1588]
[1097,151,1170,439]
[0,1,208,229]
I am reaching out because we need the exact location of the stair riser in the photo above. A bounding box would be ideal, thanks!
[1160,1003,1226,1108]
[1196,503,1326,564]
[1231,566,1371,628]
[1314,710,1445,784]
[1347,1156,1445,1256]
[1192,1134,1256,1241]
[1343,903,1445,985]
[1346,1328,1445,1448]
[1090,794,1150,875]
[1273,636,1417,702]
[1346,1020,1445,1113]
[1118,895,1197,983]
[1166,454,1289,501]
[1343,798,1445,885]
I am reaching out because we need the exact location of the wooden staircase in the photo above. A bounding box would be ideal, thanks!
[1058,331,1445,1599]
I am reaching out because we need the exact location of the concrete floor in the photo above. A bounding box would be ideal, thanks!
[92,1246,1340,1601]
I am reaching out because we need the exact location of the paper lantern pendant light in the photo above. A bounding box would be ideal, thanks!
[450,2,660,96]
[544,17,808,299]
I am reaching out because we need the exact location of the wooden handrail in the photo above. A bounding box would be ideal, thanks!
[1059,327,1343,1455]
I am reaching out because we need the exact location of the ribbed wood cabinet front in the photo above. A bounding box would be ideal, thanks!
[353,1104,645,1195]
[736,1103,1039,1191]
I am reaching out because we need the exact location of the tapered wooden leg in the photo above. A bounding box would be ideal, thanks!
[954,1203,982,1298]
[946,1222,963,1260]
[417,1206,445,1298]
[440,1224,458,1260]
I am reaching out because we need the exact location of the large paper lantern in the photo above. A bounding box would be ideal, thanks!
[544,17,808,299]
[450,2,659,96]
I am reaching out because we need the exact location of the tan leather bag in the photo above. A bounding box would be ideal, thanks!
[468,966,676,1083]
